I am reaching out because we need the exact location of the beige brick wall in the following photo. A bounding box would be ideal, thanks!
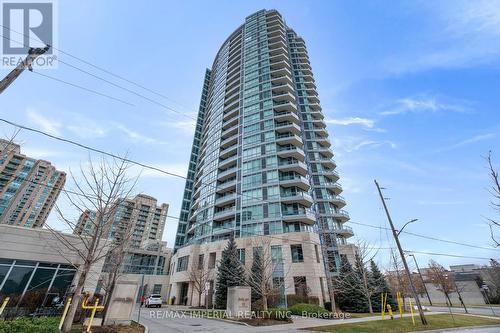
[167,232,328,307]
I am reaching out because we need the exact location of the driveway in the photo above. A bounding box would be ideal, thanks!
[133,307,305,333]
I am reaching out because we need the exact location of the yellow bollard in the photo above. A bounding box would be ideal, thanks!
[409,299,416,326]
[58,297,72,330]
[0,297,10,316]
[82,297,104,332]
[397,292,403,318]
[381,293,385,320]
[383,293,388,319]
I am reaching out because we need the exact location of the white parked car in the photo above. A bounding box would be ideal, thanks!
[145,294,163,308]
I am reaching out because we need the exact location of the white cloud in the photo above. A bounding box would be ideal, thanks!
[129,163,188,179]
[435,132,497,153]
[21,147,60,159]
[114,124,168,145]
[325,117,375,128]
[66,114,106,139]
[380,96,468,116]
[385,0,500,74]
[351,140,397,152]
[333,137,397,153]
[26,109,62,135]
[416,200,466,206]
[67,125,106,139]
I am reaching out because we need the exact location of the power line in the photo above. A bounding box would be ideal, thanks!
[30,70,135,107]
[0,117,320,219]
[0,31,197,122]
[349,221,500,252]
[3,118,500,255]
[57,59,197,121]
[403,250,494,261]
[1,177,496,263]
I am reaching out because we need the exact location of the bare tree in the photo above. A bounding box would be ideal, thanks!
[427,260,456,306]
[385,250,425,308]
[46,156,136,333]
[480,259,500,302]
[99,214,136,321]
[355,241,378,313]
[486,151,500,247]
[188,255,212,309]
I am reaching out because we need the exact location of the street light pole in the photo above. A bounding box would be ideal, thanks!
[409,254,432,306]
[374,180,428,325]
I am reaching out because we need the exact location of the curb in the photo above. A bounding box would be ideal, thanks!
[413,324,500,333]
[179,310,251,326]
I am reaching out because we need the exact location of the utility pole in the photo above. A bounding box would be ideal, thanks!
[409,254,433,306]
[374,180,428,325]
[0,45,50,94]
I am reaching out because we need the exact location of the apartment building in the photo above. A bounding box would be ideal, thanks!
[74,194,168,249]
[170,9,354,306]
[0,139,65,228]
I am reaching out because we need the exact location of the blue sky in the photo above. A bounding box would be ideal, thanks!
[1,0,500,270]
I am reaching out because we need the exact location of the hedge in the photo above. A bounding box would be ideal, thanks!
[0,317,59,333]
[288,303,331,318]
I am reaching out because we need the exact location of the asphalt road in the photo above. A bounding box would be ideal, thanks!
[442,328,500,333]
[428,305,500,317]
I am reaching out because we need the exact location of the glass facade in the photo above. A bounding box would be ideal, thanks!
[0,259,76,309]
[0,141,66,228]
[173,10,353,285]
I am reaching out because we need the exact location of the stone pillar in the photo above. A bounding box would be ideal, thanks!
[104,280,139,325]
[227,286,251,318]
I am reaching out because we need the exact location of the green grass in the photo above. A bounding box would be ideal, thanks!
[0,317,60,333]
[307,314,500,333]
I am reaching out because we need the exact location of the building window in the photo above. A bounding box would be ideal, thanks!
[208,252,216,269]
[319,277,326,300]
[294,276,307,297]
[314,245,320,263]
[176,256,189,272]
[238,249,246,265]
[153,284,162,294]
[198,254,204,270]
[291,244,304,263]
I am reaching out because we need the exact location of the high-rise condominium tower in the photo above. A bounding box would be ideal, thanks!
[74,194,168,249]
[0,139,66,228]
[170,9,353,306]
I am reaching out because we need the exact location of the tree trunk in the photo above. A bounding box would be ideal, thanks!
[198,291,202,308]
[62,269,87,333]
[367,294,373,313]
[445,293,453,307]
[262,294,268,311]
